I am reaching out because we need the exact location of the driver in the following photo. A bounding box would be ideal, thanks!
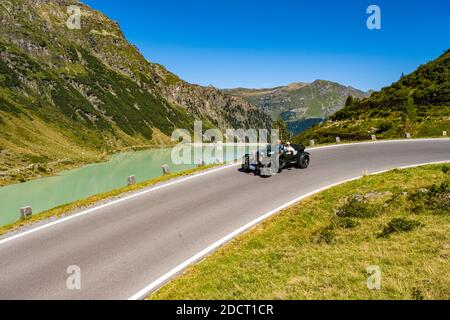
[275,140,285,153]
[285,142,297,155]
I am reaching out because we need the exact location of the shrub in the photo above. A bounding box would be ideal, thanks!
[442,165,450,175]
[411,288,424,300]
[0,59,20,88]
[378,218,424,238]
[408,180,450,214]
[336,196,380,218]
[377,121,393,133]
[331,216,359,229]
[312,225,335,245]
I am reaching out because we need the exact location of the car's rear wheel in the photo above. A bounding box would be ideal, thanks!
[242,156,250,172]
[297,153,310,169]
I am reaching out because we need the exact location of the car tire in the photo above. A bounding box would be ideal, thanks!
[242,156,250,172]
[297,153,310,169]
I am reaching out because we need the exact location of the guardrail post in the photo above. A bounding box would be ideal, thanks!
[20,206,32,219]
[406,133,411,139]
[127,175,136,186]
[335,137,341,143]
[443,131,447,136]
[309,139,315,147]
[371,134,377,141]
[162,164,170,175]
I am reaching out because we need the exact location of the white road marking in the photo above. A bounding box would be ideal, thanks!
[306,137,450,152]
[0,163,240,246]
[130,159,450,300]
[3,139,448,247]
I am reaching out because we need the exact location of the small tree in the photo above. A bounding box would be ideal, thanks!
[345,95,354,107]
[402,93,417,134]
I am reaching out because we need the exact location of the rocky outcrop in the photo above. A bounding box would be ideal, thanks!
[0,0,271,135]
[0,0,271,185]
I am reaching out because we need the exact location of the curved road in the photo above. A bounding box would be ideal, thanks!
[0,139,449,300]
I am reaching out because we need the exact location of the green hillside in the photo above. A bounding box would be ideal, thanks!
[294,50,450,144]
[224,80,369,134]
[150,164,450,300]
[0,0,271,186]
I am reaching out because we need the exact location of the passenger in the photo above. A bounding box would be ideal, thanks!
[285,142,297,155]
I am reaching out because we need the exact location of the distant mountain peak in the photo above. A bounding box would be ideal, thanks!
[223,80,369,122]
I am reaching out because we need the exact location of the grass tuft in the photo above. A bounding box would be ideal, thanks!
[378,218,424,238]
[335,196,381,218]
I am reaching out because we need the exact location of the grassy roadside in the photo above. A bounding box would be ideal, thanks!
[303,136,449,150]
[0,163,222,237]
[295,123,449,147]
[149,163,450,300]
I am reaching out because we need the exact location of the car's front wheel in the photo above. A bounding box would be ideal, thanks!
[297,153,310,169]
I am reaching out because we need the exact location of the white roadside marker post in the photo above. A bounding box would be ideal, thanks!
[20,206,32,219]
[162,164,170,175]
[309,139,315,147]
[443,131,447,136]
[335,137,341,143]
[127,175,136,186]
[406,132,411,139]
[371,134,377,141]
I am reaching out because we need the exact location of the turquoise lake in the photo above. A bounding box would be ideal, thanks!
[0,145,255,227]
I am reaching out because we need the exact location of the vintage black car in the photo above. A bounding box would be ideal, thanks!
[241,144,310,177]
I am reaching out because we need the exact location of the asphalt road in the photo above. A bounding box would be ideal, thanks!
[0,139,449,300]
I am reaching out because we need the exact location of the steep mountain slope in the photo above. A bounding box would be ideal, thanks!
[0,0,271,185]
[224,80,369,120]
[294,50,450,144]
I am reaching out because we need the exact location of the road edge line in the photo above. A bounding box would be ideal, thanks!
[130,159,450,300]
[0,163,240,246]
[306,137,450,152]
[1,139,448,245]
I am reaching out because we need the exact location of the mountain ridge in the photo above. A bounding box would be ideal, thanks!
[0,0,271,185]
[223,80,370,125]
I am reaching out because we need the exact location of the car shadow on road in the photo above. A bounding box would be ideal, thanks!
[237,167,296,178]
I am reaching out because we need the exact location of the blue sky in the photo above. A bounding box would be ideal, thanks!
[82,0,449,91]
